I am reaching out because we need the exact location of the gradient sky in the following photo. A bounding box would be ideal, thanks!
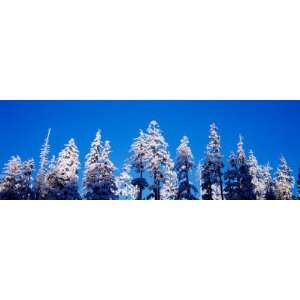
[0,100,299,191]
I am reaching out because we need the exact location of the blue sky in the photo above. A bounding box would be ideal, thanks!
[0,100,299,190]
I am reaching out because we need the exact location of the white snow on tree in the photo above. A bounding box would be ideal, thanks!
[236,136,255,199]
[248,150,262,199]
[45,138,81,200]
[129,130,149,199]
[275,156,294,200]
[82,130,104,199]
[259,164,276,200]
[161,163,178,200]
[21,159,35,199]
[0,156,34,199]
[200,123,224,200]
[116,163,138,200]
[96,140,118,200]
[145,120,173,200]
[175,136,197,199]
[224,151,240,200]
[35,128,51,199]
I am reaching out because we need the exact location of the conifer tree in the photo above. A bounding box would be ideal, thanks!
[35,129,51,199]
[21,159,35,199]
[236,136,255,199]
[175,136,197,199]
[224,151,239,199]
[146,121,173,200]
[129,130,149,199]
[116,163,138,200]
[275,156,294,200]
[200,123,224,200]
[260,164,276,200]
[248,150,261,199]
[0,156,34,199]
[45,138,80,200]
[0,156,22,199]
[96,140,117,200]
[82,130,104,199]
[161,164,178,200]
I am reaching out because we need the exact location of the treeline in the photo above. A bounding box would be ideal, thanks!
[0,121,299,200]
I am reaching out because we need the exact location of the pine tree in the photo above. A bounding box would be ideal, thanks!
[175,136,197,199]
[129,130,149,199]
[161,163,178,200]
[96,141,117,200]
[224,151,239,199]
[146,121,173,200]
[200,123,224,200]
[275,156,294,200]
[82,130,104,199]
[0,156,34,199]
[260,164,276,200]
[248,150,261,199]
[45,138,81,200]
[35,129,51,199]
[116,163,138,200]
[21,159,35,199]
[236,136,255,199]
[0,156,22,199]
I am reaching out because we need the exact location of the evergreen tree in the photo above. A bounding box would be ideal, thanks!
[45,138,81,200]
[96,141,118,200]
[236,136,255,199]
[21,159,35,199]
[0,156,34,199]
[116,163,138,200]
[175,136,197,199]
[129,130,148,199]
[161,163,178,200]
[35,129,51,199]
[248,150,262,199]
[200,123,224,200]
[275,156,294,200]
[224,151,239,199]
[0,156,22,199]
[146,121,173,200]
[82,130,104,199]
[260,164,276,200]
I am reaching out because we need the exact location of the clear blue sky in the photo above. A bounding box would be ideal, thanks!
[0,100,299,190]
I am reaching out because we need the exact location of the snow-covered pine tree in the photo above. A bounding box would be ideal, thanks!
[200,123,224,200]
[116,163,138,200]
[224,151,240,200]
[35,129,51,199]
[275,156,294,200]
[96,140,117,200]
[45,138,81,200]
[145,121,173,200]
[248,150,262,199]
[129,130,149,199]
[0,156,34,199]
[161,163,178,200]
[0,156,22,199]
[82,130,104,199]
[175,136,197,199]
[236,136,255,199]
[259,164,276,200]
[21,159,35,199]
